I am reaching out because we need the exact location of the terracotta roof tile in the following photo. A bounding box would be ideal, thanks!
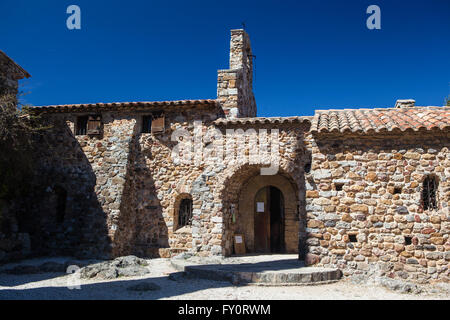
[32,99,218,113]
[310,107,450,134]
[31,100,450,135]
[214,116,311,126]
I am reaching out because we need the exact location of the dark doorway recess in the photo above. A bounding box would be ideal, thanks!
[254,186,285,253]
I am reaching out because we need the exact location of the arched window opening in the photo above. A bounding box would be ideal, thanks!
[178,198,193,229]
[304,163,311,174]
[422,176,438,211]
[54,186,67,224]
[304,151,312,174]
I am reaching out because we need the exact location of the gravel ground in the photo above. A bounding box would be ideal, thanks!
[0,257,448,300]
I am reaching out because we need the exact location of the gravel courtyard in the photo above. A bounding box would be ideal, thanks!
[0,257,448,300]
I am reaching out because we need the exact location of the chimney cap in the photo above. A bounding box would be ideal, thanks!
[395,99,415,108]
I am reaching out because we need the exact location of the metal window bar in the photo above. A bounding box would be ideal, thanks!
[178,198,193,227]
[422,176,438,210]
[76,116,88,135]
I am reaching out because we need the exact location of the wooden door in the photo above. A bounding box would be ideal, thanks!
[270,186,285,253]
[254,187,270,253]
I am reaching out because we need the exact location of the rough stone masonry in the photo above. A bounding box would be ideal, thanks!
[0,29,449,284]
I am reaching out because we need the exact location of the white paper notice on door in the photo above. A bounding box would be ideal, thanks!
[235,235,243,243]
[256,202,264,212]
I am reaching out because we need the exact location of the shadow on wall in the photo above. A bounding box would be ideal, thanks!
[113,123,169,258]
[5,116,111,261]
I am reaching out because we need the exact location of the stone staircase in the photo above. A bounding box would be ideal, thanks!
[170,254,342,286]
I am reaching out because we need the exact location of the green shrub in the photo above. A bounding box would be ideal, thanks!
[0,93,49,201]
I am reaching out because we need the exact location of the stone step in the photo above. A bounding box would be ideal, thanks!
[170,255,341,286]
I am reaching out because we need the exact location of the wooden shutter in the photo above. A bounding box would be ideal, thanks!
[87,115,102,135]
[151,114,165,134]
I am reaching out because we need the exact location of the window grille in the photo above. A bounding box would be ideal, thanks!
[422,176,438,210]
[178,198,193,228]
[76,116,88,135]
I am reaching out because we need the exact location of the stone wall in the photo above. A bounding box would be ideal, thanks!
[11,109,309,260]
[112,106,219,258]
[118,118,309,258]
[4,102,448,285]
[1,114,110,262]
[304,131,450,282]
[0,51,31,262]
[0,58,18,98]
[0,51,29,105]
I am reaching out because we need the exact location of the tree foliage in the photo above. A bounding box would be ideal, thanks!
[0,93,48,201]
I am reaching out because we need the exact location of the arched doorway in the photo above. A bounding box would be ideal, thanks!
[254,186,285,253]
[234,173,299,255]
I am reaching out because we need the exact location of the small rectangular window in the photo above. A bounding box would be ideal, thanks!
[404,236,412,245]
[304,163,311,173]
[76,116,88,135]
[423,176,438,210]
[335,183,344,191]
[142,115,152,133]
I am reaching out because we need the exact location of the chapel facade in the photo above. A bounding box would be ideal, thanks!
[1,30,449,282]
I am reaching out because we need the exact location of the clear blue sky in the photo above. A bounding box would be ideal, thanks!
[1,0,449,116]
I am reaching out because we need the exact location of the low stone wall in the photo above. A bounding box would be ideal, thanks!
[304,131,450,282]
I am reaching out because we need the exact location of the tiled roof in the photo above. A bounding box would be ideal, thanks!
[32,99,218,113]
[214,116,311,126]
[31,100,450,135]
[310,107,450,134]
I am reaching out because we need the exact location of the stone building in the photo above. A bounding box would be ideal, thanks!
[0,50,30,104]
[1,30,449,283]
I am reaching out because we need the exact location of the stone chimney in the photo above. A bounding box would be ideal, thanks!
[395,99,415,108]
[217,29,256,118]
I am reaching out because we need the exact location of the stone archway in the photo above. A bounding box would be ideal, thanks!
[237,174,299,254]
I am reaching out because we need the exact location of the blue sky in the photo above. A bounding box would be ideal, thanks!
[1,0,449,116]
